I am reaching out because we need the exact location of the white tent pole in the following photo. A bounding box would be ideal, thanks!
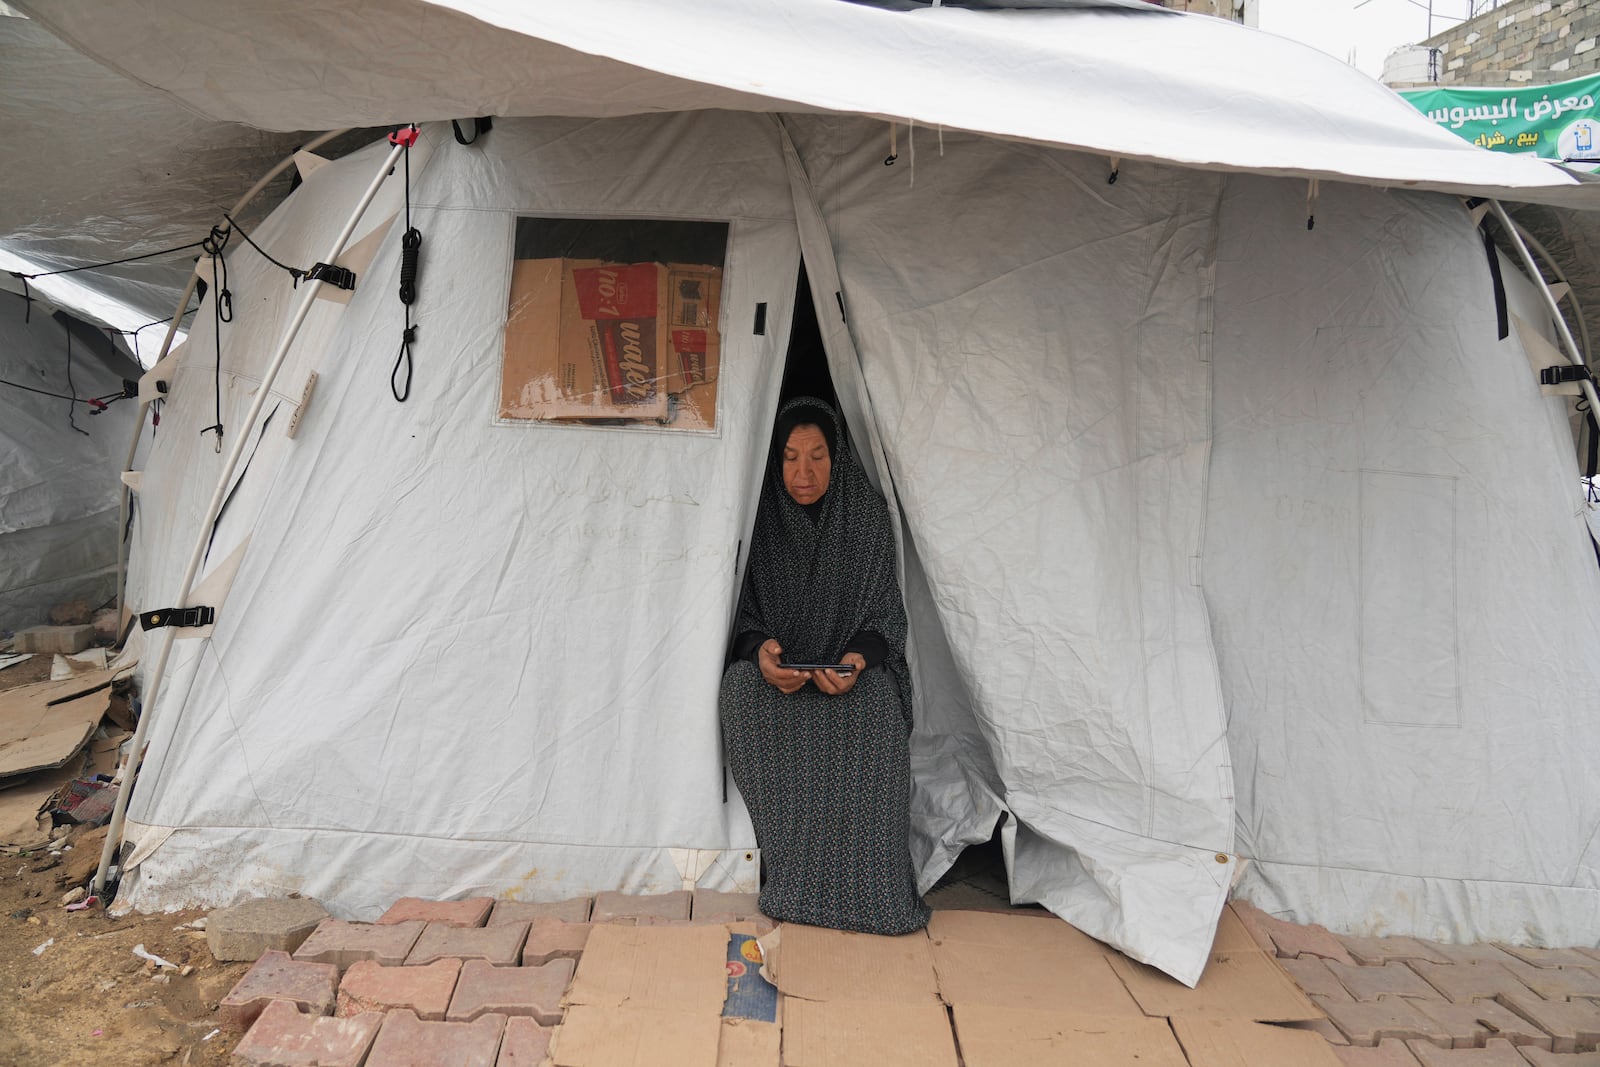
[1488,199,1600,416]
[94,136,407,899]
[115,129,352,626]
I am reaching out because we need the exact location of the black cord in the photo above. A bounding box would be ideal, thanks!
[200,225,231,450]
[64,330,89,437]
[222,212,308,285]
[392,130,421,403]
[7,238,207,281]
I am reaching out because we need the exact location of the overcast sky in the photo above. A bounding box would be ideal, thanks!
[1257,0,1480,77]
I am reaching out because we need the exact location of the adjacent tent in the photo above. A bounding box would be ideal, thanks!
[12,0,1600,985]
[0,288,141,628]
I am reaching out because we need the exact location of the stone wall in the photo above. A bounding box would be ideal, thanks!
[1388,0,1600,88]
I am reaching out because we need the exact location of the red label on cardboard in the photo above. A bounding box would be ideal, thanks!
[573,264,657,320]
[596,319,657,404]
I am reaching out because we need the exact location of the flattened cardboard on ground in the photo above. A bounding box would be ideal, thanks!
[952,1005,1189,1067]
[565,923,728,1014]
[1108,949,1323,1021]
[1210,904,1269,956]
[0,729,123,849]
[766,923,940,1005]
[932,937,1145,1015]
[0,670,118,779]
[1172,1018,1346,1066]
[781,999,959,1067]
[717,1018,779,1067]
[927,908,1110,958]
[551,1005,721,1067]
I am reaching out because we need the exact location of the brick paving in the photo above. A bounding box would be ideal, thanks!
[219,894,1600,1064]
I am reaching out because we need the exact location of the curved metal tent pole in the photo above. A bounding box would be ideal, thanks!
[94,135,406,899]
[1488,200,1600,418]
[115,128,353,627]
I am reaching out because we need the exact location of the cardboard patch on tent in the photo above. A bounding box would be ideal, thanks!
[716,1018,779,1067]
[1171,1017,1345,1066]
[0,671,117,779]
[551,1005,721,1067]
[764,923,940,1005]
[565,923,729,1014]
[1107,950,1322,1022]
[781,999,958,1067]
[950,1005,1188,1067]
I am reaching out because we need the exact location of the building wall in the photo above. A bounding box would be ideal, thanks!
[1386,0,1600,88]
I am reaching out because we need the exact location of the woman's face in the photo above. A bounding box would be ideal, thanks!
[782,423,832,506]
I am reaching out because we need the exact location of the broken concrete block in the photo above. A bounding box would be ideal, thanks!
[207,897,330,961]
[13,625,96,655]
[496,1016,554,1066]
[520,920,591,966]
[232,999,382,1067]
[377,897,493,928]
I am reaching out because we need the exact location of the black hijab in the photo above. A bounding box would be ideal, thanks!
[736,397,911,710]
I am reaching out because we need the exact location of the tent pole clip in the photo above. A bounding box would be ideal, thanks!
[304,263,357,290]
[139,606,216,631]
[1540,364,1594,386]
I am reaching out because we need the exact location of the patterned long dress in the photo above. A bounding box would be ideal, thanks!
[720,398,930,935]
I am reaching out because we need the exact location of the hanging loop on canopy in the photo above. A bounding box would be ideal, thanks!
[1306,178,1320,231]
[884,120,898,166]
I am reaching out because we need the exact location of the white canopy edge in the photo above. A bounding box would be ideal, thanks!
[14,0,1600,209]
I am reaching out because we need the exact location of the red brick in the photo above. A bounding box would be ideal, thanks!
[1317,994,1456,1047]
[1409,997,1553,1050]
[364,1009,506,1067]
[1405,1037,1528,1065]
[487,898,591,926]
[1499,993,1600,1053]
[1412,962,1538,1005]
[1494,945,1598,969]
[336,959,461,1021]
[1229,900,1355,963]
[1226,900,1286,955]
[1501,961,1600,1001]
[405,921,528,966]
[521,920,591,966]
[378,897,494,928]
[219,950,338,1030]
[691,889,761,922]
[591,890,692,922]
[496,1016,554,1066]
[1342,938,1452,967]
[1285,957,1356,1001]
[292,919,425,970]
[1518,1047,1600,1065]
[447,958,573,1025]
[1329,961,1443,1002]
[232,1000,382,1067]
[1333,1038,1423,1065]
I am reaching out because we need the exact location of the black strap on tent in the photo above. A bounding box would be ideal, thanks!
[139,605,215,631]
[391,125,422,402]
[200,224,233,451]
[223,212,358,291]
[451,117,493,145]
[1480,224,1509,341]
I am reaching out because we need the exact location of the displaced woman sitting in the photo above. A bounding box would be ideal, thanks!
[720,397,931,936]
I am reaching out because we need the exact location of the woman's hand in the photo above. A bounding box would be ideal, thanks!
[758,640,810,694]
[812,652,866,696]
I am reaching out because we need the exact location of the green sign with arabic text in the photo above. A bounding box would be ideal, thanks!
[1400,73,1600,166]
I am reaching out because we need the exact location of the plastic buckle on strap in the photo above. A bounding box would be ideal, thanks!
[388,125,420,148]
[1541,364,1595,386]
[304,262,357,290]
[139,606,216,631]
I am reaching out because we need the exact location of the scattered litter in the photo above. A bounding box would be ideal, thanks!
[61,887,86,906]
[132,943,178,970]
[202,1029,220,1042]
[150,973,170,985]
[96,979,116,992]
[31,938,54,956]
[9,907,32,920]
[48,775,118,828]
[0,652,33,672]
[91,1030,102,1037]
[174,918,206,931]
[179,964,194,977]
[123,1000,154,1010]
[66,896,98,912]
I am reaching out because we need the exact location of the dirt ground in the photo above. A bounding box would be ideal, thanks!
[0,656,246,1067]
